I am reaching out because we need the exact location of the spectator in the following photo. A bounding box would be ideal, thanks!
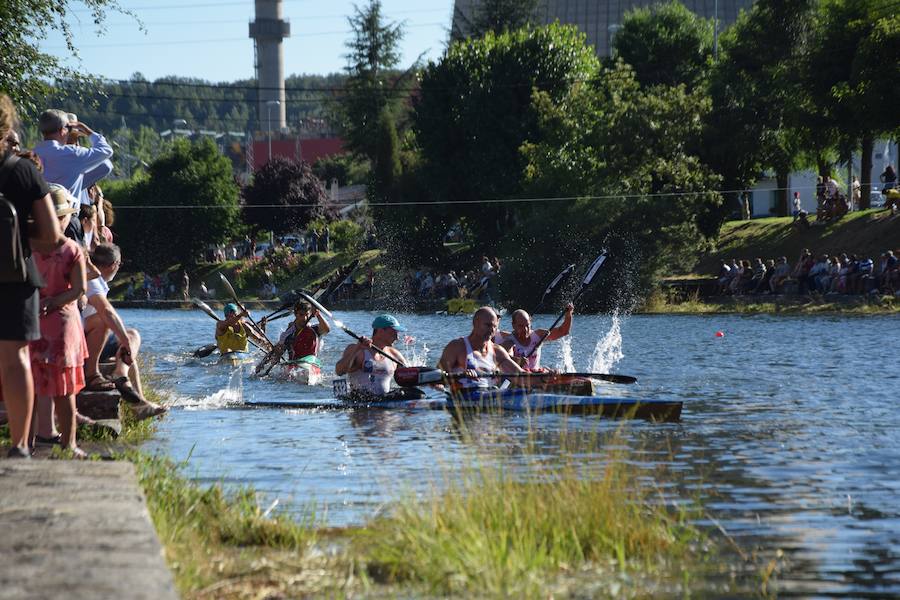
[769,257,791,293]
[815,177,826,221]
[749,258,768,294]
[809,254,830,292]
[792,192,802,221]
[32,110,113,244]
[29,186,88,457]
[81,243,165,419]
[716,260,732,295]
[78,203,97,250]
[881,165,897,191]
[0,94,62,458]
[181,270,190,301]
[323,225,330,253]
[851,176,861,211]
[792,250,815,293]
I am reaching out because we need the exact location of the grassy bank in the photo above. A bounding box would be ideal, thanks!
[640,291,899,315]
[692,209,899,276]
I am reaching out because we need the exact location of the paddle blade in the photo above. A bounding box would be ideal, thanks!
[191,298,221,321]
[193,343,218,358]
[394,367,444,386]
[296,291,334,319]
[581,250,608,286]
[591,373,637,385]
[218,273,238,299]
[537,263,575,310]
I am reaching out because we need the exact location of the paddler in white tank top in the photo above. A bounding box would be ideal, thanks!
[501,303,574,370]
[438,306,525,389]
[335,314,408,396]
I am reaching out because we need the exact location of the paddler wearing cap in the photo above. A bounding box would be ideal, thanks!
[335,314,408,396]
[215,303,251,353]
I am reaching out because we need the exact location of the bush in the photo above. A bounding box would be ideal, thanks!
[330,219,365,252]
[233,247,311,291]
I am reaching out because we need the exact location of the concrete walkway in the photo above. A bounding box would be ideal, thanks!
[0,460,179,600]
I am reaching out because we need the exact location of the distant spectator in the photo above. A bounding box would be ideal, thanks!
[881,165,897,191]
[815,177,826,221]
[792,250,815,293]
[851,176,861,211]
[792,192,801,221]
[769,257,791,293]
[716,260,732,295]
[0,94,62,458]
[181,270,190,301]
[749,258,768,294]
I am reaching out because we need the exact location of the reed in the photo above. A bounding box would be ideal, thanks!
[355,426,707,597]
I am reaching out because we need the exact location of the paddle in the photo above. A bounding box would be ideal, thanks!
[534,263,575,313]
[191,297,267,352]
[217,273,274,350]
[193,343,218,358]
[524,250,608,360]
[394,367,636,387]
[296,291,405,368]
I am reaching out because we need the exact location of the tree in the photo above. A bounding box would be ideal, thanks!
[517,62,722,307]
[412,24,600,247]
[336,0,406,163]
[371,110,401,201]
[0,0,131,116]
[112,139,241,270]
[613,1,714,89]
[703,0,815,216]
[453,0,541,39]
[243,157,329,235]
[805,0,900,208]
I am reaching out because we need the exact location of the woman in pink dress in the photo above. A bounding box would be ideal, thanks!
[29,185,88,458]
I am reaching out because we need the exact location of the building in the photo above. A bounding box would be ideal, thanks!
[451,0,754,56]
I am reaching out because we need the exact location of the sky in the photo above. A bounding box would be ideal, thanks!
[41,0,455,83]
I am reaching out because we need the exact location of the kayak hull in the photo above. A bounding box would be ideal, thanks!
[245,388,681,422]
[218,351,252,366]
[269,358,323,386]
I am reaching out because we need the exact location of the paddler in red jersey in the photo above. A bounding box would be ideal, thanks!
[500,303,574,371]
[439,306,525,390]
[273,300,330,361]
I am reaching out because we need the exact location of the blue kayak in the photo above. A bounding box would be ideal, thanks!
[243,387,681,422]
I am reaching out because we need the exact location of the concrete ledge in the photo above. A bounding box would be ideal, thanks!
[0,460,178,600]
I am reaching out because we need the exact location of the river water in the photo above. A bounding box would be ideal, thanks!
[130,308,900,596]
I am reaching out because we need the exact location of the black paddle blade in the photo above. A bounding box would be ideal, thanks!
[536,263,575,311]
[193,343,218,358]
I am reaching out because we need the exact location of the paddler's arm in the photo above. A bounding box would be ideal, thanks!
[313,309,330,336]
[545,303,574,341]
[215,310,247,336]
[494,344,527,385]
[335,341,366,375]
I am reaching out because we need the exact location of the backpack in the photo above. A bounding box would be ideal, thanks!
[0,154,28,283]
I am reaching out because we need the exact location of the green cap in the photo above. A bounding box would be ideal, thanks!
[372,314,406,332]
[224,303,239,315]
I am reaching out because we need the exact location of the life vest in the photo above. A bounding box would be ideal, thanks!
[288,325,318,360]
[216,322,248,353]
[348,348,395,395]
[508,331,542,370]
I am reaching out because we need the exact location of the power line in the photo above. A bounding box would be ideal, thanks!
[93,7,450,26]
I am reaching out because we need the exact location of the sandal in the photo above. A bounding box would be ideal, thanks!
[84,373,116,392]
[112,377,167,420]
[35,434,62,446]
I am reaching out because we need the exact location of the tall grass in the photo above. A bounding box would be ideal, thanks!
[356,427,706,597]
[131,451,317,594]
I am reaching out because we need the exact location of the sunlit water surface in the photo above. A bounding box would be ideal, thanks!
[129,309,900,596]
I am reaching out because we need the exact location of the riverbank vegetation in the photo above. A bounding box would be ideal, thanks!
[640,291,898,315]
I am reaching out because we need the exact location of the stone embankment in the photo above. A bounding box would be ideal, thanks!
[0,460,178,600]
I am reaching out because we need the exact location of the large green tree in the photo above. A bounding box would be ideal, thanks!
[336,0,406,164]
[703,0,815,216]
[412,24,600,247]
[804,0,900,208]
[452,0,541,39]
[243,157,329,235]
[516,62,722,307]
[613,1,714,89]
[111,139,241,270]
[0,0,130,116]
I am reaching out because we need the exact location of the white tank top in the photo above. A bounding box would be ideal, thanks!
[348,349,395,395]
[454,336,496,389]
[509,332,542,370]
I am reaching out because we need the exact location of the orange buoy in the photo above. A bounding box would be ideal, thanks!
[715,331,725,338]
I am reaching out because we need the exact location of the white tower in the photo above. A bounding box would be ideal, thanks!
[249,0,290,132]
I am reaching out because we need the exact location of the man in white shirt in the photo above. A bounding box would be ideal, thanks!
[82,243,165,419]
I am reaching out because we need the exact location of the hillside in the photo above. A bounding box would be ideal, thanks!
[691,209,900,276]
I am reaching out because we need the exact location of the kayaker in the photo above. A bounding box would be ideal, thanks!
[500,303,574,370]
[335,314,408,396]
[273,300,330,361]
[215,303,250,353]
[438,306,524,389]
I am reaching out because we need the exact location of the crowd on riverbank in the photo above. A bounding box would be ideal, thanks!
[717,249,899,296]
[404,257,502,302]
[1,97,165,460]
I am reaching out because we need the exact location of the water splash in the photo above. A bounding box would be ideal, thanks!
[588,312,623,373]
[404,339,430,367]
[556,336,575,372]
[177,365,244,409]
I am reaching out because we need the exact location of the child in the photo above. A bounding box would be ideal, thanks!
[29,185,89,458]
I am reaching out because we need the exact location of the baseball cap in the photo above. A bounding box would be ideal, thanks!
[224,303,239,315]
[38,109,69,134]
[372,314,406,331]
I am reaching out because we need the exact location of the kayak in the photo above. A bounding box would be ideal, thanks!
[266,355,323,386]
[244,386,681,422]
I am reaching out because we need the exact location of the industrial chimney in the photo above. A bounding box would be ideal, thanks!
[249,0,290,132]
